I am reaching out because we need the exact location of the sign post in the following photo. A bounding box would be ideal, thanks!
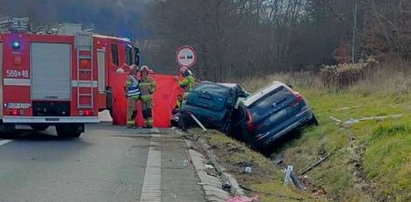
[176,45,197,68]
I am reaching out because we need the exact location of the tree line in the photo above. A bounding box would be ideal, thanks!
[0,0,409,81]
[145,0,411,81]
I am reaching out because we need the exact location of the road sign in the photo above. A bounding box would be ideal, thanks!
[176,46,197,67]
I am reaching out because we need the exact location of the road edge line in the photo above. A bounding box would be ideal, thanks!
[139,138,162,202]
[0,140,12,146]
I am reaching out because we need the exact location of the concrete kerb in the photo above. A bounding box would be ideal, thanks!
[199,139,245,196]
[178,129,246,201]
[186,142,229,201]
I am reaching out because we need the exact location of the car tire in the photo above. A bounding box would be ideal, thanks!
[56,124,84,138]
[308,114,319,126]
[241,129,257,149]
[31,124,49,132]
[221,121,232,134]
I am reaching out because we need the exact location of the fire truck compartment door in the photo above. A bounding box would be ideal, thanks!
[31,43,71,100]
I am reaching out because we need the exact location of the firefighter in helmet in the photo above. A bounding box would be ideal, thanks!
[139,65,156,128]
[125,65,141,128]
[175,66,196,109]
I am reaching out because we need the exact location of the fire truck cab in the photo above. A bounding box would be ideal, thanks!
[0,21,138,138]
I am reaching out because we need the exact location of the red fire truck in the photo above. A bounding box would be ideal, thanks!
[0,22,139,137]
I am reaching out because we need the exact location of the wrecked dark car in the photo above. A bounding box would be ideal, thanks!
[172,81,317,151]
[235,81,318,150]
[171,81,248,132]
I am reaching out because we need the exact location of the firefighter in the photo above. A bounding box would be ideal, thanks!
[125,65,141,128]
[178,66,196,92]
[178,66,196,100]
[139,65,156,128]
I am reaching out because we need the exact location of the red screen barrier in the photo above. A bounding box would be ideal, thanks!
[110,72,183,128]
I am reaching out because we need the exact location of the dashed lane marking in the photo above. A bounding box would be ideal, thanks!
[0,140,12,146]
[140,139,162,202]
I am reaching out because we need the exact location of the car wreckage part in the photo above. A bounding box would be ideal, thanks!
[190,114,207,131]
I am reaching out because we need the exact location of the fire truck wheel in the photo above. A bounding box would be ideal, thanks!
[56,124,84,138]
[30,124,49,132]
[0,123,16,137]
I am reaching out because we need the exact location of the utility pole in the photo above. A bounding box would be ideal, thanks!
[352,0,358,63]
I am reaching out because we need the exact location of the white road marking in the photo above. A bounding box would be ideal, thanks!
[0,140,12,146]
[140,139,162,202]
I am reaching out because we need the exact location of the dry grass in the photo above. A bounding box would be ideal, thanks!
[240,57,411,96]
[350,58,411,95]
[320,63,367,90]
[241,71,323,93]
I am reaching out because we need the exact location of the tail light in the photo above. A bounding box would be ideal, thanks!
[9,109,24,116]
[10,109,19,116]
[246,109,255,132]
[79,110,93,116]
[84,110,93,116]
[290,93,303,107]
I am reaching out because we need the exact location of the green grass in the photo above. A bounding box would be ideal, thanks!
[278,87,411,201]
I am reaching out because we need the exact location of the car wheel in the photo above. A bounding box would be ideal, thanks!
[241,129,257,149]
[31,124,49,132]
[221,121,232,134]
[308,114,319,126]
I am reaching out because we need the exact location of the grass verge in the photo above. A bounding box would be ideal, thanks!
[238,67,411,201]
[194,129,319,201]
[196,62,411,201]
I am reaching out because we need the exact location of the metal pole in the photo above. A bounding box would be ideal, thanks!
[190,114,207,131]
[352,0,358,63]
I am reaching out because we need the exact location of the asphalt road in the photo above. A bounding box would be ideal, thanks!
[0,124,205,202]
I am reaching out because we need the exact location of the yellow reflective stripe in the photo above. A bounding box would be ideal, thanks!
[145,119,153,126]
[141,95,153,102]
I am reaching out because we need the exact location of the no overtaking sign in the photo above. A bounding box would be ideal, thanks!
[176,46,197,67]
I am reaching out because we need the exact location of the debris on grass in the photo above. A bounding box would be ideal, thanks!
[330,114,403,125]
[226,196,259,202]
[345,114,403,125]
[336,106,361,111]
[242,163,253,174]
[330,116,342,124]
[300,152,334,175]
[283,165,304,190]
[272,153,284,165]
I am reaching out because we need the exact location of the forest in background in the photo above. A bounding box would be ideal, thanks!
[146,0,411,81]
[1,0,410,81]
